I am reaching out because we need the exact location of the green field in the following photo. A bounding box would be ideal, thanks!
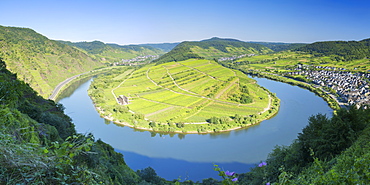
[88,59,279,133]
[110,59,273,122]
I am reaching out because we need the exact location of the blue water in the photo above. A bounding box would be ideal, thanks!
[59,76,332,181]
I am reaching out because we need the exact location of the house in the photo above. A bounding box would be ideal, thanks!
[117,95,129,105]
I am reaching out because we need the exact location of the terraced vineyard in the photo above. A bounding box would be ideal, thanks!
[90,59,279,133]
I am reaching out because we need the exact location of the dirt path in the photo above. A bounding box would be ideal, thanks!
[111,69,135,104]
[163,66,197,95]
[214,78,239,99]
[146,67,263,108]
[176,62,224,82]
[183,100,213,121]
[259,94,272,114]
[139,96,181,107]
[146,106,175,117]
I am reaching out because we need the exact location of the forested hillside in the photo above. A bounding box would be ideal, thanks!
[295,38,370,61]
[0,59,145,184]
[0,26,103,97]
[60,40,165,64]
[154,37,273,64]
[251,42,307,52]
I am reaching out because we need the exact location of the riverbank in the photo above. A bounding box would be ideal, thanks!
[90,87,280,134]
[245,70,341,110]
[51,66,124,102]
[95,104,279,134]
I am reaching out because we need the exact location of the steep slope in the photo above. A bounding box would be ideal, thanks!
[0,58,169,184]
[60,40,165,63]
[295,38,370,61]
[0,26,103,97]
[154,37,273,64]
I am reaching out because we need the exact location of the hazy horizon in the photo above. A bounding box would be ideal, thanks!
[1,0,369,45]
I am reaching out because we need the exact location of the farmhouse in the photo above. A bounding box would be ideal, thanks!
[117,95,129,105]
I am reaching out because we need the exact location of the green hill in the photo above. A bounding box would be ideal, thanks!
[60,40,165,63]
[295,38,370,61]
[250,42,307,52]
[154,37,273,64]
[0,26,103,97]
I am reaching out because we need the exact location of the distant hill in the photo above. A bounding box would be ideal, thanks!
[139,42,179,52]
[154,37,273,64]
[0,26,103,97]
[295,38,370,61]
[60,40,165,63]
[250,42,307,52]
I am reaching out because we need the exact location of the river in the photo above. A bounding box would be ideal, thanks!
[58,76,332,182]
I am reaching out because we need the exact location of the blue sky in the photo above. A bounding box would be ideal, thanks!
[1,0,369,45]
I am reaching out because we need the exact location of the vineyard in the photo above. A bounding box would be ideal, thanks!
[89,59,279,133]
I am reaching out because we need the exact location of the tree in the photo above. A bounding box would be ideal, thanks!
[136,167,162,184]
[209,116,220,124]
[234,114,242,123]
[298,106,368,162]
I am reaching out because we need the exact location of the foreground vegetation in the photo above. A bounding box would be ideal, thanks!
[0,59,144,184]
[238,106,370,185]
[0,57,213,184]
[88,59,279,133]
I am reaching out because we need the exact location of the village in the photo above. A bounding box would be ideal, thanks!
[218,53,256,61]
[112,55,159,66]
[286,64,370,107]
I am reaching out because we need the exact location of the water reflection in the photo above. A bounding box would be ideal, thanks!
[56,76,92,102]
[209,132,231,139]
[117,149,256,182]
[104,119,111,125]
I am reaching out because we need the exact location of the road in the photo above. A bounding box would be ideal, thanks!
[48,66,124,101]
[48,73,86,100]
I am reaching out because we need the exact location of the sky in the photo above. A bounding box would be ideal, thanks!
[1,0,370,45]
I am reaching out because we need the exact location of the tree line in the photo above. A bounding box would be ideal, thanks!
[295,38,370,61]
